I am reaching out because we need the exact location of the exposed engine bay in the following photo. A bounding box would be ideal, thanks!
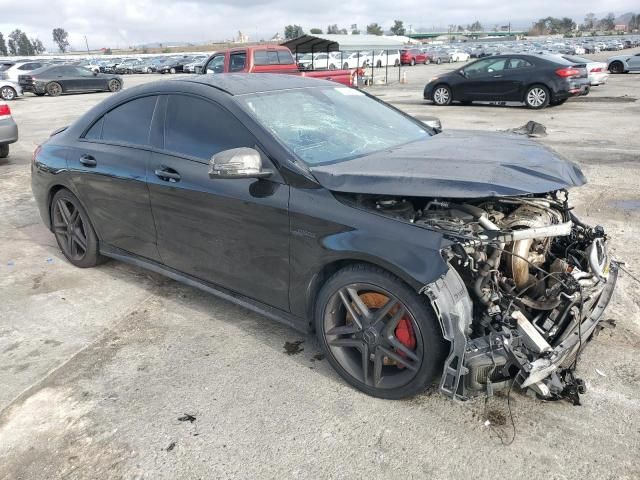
[340,190,618,402]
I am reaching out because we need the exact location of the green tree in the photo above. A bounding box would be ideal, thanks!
[366,23,383,35]
[52,27,70,52]
[390,20,405,36]
[31,38,45,54]
[8,30,34,56]
[583,13,597,30]
[351,28,360,35]
[310,28,323,34]
[326,24,339,34]
[0,33,7,56]
[284,24,304,39]
[599,13,615,31]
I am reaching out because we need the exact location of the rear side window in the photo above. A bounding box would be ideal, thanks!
[87,96,157,146]
[277,50,294,64]
[163,95,254,162]
[508,58,533,69]
[230,52,247,72]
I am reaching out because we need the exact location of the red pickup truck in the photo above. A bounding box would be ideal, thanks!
[197,46,357,86]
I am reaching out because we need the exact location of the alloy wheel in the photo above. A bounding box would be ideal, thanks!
[433,86,450,105]
[47,82,62,96]
[527,87,547,107]
[108,79,121,92]
[53,198,88,261]
[322,284,423,390]
[0,86,16,100]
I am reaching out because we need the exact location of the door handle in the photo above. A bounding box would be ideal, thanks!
[79,154,97,167]
[493,74,503,78]
[154,168,181,182]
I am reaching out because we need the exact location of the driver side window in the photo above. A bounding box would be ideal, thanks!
[206,55,225,74]
[464,58,507,77]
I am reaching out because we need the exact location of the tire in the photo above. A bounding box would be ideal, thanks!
[329,63,336,70]
[170,67,176,74]
[343,62,349,69]
[46,82,62,97]
[108,79,122,92]
[50,189,105,268]
[394,59,400,67]
[432,84,452,105]
[314,264,446,399]
[410,58,415,66]
[436,58,442,65]
[524,84,550,109]
[376,60,382,68]
[0,144,8,159]
[425,58,431,65]
[609,61,624,74]
[0,86,17,101]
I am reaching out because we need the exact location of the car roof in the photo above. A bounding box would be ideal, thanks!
[182,73,338,96]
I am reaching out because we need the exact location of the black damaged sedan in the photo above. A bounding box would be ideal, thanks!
[32,74,617,401]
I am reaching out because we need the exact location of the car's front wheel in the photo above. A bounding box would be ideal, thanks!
[50,189,105,268]
[0,86,17,101]
[432,84,452,105]
[0,144,8,158]
[315,264,446,399]
[524,85,550,109]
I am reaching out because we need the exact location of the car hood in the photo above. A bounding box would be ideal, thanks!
[309,129,587,198]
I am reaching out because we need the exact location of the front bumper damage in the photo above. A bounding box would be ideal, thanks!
[423,231,618,402]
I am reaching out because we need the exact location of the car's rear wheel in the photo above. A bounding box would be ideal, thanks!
[108,79,122,92]
[50,190,105,268]
[394,59,400,67]
[343,62,349,69]
[329,63,336,70]
[524,85,550,109]
[609,61,624,74]
[46,82,62,97]
[432,84,452,105]
[436,58,442,65]
[315,264,446,399]
[0,144,8,158]
[0,86,17,101]
[170,67,176,74]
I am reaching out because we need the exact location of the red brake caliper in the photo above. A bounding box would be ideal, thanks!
[394,318,416,368]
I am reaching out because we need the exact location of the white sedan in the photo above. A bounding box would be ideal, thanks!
[561,55,609,86]
[449,50,470,62]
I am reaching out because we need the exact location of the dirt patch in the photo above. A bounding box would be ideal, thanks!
[283,340,304,355]
[485,408,508,426]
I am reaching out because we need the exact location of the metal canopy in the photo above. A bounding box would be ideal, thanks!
[281,34,409,53]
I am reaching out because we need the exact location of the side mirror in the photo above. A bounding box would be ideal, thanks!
[421,116,442,133]
[209,148,272,179]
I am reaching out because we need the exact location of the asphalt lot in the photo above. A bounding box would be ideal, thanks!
[1,50,639,479]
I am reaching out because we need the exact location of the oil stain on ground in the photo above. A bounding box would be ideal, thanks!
[283,340,304,355]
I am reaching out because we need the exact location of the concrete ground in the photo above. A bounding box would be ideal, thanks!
[1,50,639,480]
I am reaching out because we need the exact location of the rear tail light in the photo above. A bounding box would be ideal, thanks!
[0,104,11,119]
[590,67,603,72]
[555,67,580,78]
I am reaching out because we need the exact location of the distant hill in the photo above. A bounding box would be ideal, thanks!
[616,12,635,25]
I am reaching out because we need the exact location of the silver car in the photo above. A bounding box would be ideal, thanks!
[0,102,18,158]
[0,79,24,101]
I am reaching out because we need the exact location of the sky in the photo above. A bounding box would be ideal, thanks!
[1,0,637,51]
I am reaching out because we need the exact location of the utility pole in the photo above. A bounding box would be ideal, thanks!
[84,35,90,54]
